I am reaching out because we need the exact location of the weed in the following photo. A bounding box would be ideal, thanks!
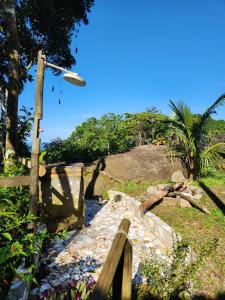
[137,239,219,300]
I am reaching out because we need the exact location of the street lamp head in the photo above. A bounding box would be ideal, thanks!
[63,72,86,87]
[44,60,86,87]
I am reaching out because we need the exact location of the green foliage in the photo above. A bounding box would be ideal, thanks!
[43,138,77,164]
[137,239,219,300]
[17,106,33,157]
[44,106,225,167]
[168,94,225,178]
[0,105,33,166]
[2,162,27,177]
[195,169,225,186]
[0,186,47,290]
[0,0,94,91]
[124,112,170,146]
[69,113,133,161]
[41,280,94,300]
[44,111,171,163]
[117,180,170,197]
[205,117,225,138]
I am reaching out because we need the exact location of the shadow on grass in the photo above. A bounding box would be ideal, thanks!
[199,181,225,215]
[191,293,225,300]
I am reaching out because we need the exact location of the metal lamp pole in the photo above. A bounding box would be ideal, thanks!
[29,50,85,229]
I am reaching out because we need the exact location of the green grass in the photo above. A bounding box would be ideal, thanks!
[197,170,225,186]
[115,174,225,297]
[116,179,170,197]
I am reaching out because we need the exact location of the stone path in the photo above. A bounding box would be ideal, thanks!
[31,192,176,298]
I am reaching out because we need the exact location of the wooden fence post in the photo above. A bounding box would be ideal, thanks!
[29,50,45,229]
[121,240,132,300]
[90,218,131,300]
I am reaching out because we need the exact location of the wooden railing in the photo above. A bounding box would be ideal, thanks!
[90,218,133,300]
[0,158,46,188]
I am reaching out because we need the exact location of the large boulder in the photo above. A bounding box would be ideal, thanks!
[171,170,186,183]
[84,145,187,198]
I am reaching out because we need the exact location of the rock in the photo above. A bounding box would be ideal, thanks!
[40,283,52,294]
[171,170,186,183]
[157,184,171,192]
[147,186,159,196]
[84,145,187,198]
[177,198,192,208]
[49,279,62,288]
[190,186,203,200]
[161,197,178,207]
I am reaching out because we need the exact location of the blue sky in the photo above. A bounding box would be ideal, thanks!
[20,0,225,143]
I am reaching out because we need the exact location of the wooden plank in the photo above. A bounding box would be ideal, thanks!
[90,218,131,300]
[0,176,30,187]
[121,240,132,300]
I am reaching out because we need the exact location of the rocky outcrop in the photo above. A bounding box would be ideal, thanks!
[84,145,187,198]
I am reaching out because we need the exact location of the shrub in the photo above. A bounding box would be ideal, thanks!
[137,239,219,300]
[0,186,46,291]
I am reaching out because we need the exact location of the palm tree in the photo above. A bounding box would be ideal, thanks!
[168,94,225,179]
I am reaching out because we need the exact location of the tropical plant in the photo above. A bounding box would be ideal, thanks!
[168,94,225,179]
[0,186,47,291]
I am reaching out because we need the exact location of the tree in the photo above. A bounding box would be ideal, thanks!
[1,0,20,167]
[0,0,94,166]
[43,138,77,164]
[124,112,170,146]
[99,113,132,155]
[168,94,225,179]
[69,114,133,161]
[124,112,154,146]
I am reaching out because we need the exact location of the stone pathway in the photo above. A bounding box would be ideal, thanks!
[31,192,176,298]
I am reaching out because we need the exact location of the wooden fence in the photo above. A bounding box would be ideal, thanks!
[0,158,46,188]
[90,218,133,300]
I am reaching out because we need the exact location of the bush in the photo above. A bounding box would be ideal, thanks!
[0,186,46,291]
[43,138,79,164]
[137,239,218,300]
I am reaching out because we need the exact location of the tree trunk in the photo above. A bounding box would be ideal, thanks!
[189,156,195,181]
[0,88,7,161]
[3,0,20,169]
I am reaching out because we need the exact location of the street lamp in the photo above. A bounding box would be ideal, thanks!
[44,61,86,86]
[29,50,85,228]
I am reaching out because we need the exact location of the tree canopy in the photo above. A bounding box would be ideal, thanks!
[0,0,94,166]
[0,0,94,89]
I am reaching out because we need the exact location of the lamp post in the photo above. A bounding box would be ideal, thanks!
[29,50,85,229]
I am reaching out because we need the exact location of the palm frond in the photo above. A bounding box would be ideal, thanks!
[169,100,193,137]
[200,142,225,173]
[198,94,225,131]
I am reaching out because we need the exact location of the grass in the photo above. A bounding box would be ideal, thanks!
[116,179,170,198]
[117,174,225,298]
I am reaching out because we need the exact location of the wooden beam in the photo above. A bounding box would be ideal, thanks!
[90,218,131,300]
[0,176,30,187]
[29,50,45,228]
[121,240,132,300]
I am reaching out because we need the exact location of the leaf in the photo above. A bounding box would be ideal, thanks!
[1,232,12,240]
[0,211,15,218]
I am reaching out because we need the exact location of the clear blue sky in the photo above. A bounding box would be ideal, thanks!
[20,0,225,143]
